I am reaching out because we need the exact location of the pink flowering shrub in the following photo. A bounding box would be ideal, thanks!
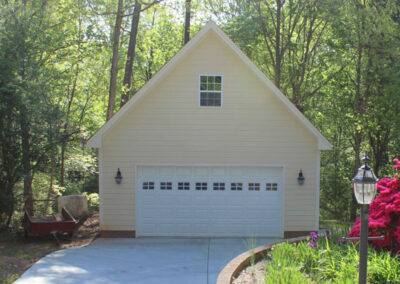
[348,159,400,254]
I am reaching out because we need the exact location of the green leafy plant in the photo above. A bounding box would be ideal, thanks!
[264,229,400,283]
[83,192,99,214]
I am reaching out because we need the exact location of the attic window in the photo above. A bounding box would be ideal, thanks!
[199,75,222,107]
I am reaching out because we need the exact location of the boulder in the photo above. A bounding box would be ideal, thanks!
[57,195,88,218]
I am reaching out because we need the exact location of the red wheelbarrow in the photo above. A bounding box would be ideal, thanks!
[23,207,77,238]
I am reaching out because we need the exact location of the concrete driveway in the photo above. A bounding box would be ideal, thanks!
[15,237,281,284]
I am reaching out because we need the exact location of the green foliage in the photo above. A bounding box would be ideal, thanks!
[83,192,99,214]
[264,229,400,283]
[265,243,313,283]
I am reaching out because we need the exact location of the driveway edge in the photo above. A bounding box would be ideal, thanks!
[216,236,309,284]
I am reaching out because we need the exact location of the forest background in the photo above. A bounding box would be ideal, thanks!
[1,0,399,229]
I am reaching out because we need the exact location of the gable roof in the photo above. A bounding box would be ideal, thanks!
[88,21,332,150]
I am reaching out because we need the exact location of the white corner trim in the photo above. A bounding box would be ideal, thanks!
[98,148,104,229]
[87,21,332,150]
[315,150,321,230]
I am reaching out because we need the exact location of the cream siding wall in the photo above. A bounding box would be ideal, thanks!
[100,31,319,232]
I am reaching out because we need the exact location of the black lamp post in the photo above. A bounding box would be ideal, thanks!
[352,153,378,284]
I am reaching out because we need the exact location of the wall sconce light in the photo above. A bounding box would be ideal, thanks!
[298,170,305,185]
[115,168,123,184]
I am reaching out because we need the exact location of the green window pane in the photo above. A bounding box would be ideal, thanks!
[207,83,215,90]
[215,83,221,91]
[201,76,207,83]
[207,76,214,83]
[215,76,221,83]
[200,83,207,90]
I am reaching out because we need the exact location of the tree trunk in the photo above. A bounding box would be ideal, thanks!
[21,109,34,216]
[369,127,390,177]
[350,24,364,221]
[45,148,56,215]
[107,0,124,120]
[274,0,282,89]
[121,0,141,107]
[184,0,191,44]
[60,67,79,186]
[351,132,361,221]
[60,143,66,186]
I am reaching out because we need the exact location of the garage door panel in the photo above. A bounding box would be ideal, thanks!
[137,165,283,237]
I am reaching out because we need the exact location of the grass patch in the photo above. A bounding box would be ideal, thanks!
[263,225,400,283]
[0,230,58,284]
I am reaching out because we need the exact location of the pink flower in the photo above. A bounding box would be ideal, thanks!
[394,158,400,170]
[394,227,400,244]
[348,160,400,254]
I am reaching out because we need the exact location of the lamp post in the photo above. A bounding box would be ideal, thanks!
[352,153,378,284]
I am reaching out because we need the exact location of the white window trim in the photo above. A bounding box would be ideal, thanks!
[198,74,223,108]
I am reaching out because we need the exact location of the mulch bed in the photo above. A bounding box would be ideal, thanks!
[57,214,99,248]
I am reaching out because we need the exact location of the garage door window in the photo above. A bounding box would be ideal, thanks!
[196,182,207,190]
[160,182,172,190]
[178,182,190,190]
[266,183,278,191]
[248,183,260,191]
[213,182,225,190]
[143,182,154,190]
[231,183,243,190]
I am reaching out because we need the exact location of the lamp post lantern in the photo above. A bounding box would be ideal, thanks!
[352,153,378,284]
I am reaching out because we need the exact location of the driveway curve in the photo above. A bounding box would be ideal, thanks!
[15,237,281,284]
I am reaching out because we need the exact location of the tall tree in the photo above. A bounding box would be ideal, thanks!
[184,0,191,44]
[107,0,124,120]
[121,0,142,107]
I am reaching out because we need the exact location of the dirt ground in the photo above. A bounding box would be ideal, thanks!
[0,214,99,284]
[232,259,268,284]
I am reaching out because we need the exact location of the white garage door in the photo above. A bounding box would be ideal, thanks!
[136,165,284,237]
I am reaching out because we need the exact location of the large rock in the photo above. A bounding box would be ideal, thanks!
[57,195,88,218]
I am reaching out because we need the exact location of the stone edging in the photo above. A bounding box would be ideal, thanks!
[216,236,309,284]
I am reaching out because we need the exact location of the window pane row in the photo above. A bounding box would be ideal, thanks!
[200,75,222,84]
[200,83,222,91]
[142,182,278,191]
